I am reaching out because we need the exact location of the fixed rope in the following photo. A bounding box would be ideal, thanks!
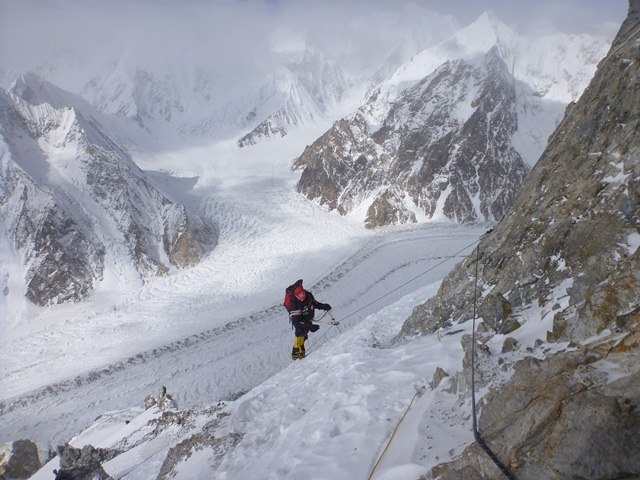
[367,387,424,480]
[470,244,517,480]
[306,320,338,351]
[308,231,516,477]
[437,277,445,342]
[306,238,480,353]
[338,238,481,324]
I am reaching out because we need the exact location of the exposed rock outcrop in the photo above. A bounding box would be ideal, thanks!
[0,439,41,479]
[156,411,242,480]
[294,48,529,228]
[53,444,118,480]
[237,109,292,147]
[428,330,640,480]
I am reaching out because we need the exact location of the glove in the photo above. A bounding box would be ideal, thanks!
[309,324,320,332]
[325,304,332,311]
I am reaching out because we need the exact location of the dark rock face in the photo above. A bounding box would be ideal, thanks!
[0,439,41,479]
[429,331,640,480]
[156,415,242,480]
[294,48,529,228]
[23,206,105,305]
[237,109,291,147]
[477,293,513,334]
[404,4,640,479]
[54,444,118,480]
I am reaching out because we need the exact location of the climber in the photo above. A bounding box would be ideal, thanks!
[284,280,331,360]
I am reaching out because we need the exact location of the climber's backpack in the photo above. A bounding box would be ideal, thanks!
[283,279,303,312]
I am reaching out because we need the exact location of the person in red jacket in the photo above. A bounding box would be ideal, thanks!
[287,282,331,359]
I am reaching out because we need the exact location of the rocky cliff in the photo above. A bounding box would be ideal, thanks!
[294,47,529,228]
[398,2,640,478]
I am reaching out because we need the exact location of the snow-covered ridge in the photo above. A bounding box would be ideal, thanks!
[363,10,610,165]
[385,11,609,102]
[0,76,216,308]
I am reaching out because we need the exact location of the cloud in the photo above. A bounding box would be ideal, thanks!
[1,0,278,79]
[0,0,627,90]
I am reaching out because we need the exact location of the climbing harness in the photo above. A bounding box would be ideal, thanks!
[470,243,517,480]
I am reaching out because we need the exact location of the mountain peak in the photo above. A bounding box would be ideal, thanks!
[451,10,514,54]
[11,72,93,115]
[11,72,52,105]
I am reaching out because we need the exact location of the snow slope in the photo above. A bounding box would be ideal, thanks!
[0,107,487,460]
[27,232,562,480]
[369,12,610,166]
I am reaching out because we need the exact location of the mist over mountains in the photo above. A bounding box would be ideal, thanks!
[0,5,614,308]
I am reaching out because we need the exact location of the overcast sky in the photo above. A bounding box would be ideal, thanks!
[0,0,629,85]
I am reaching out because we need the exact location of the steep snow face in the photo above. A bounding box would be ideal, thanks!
[385,12,512,89]
[291,11,610,229]
[386,11,608,102]
[294,48,529,228]
[0,76,216,306]
[371,11,610,165]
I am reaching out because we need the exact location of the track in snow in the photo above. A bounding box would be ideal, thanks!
[0,223,485,451]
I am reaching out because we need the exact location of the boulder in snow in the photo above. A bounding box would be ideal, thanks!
[0,439,41,479]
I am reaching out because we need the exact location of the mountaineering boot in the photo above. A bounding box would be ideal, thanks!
[292,336,305,360]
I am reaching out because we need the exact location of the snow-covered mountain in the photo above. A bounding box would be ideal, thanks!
[46,47,355,151]
[18,3,637,479]
[1,3,634,479]
[293,12,610,228]
[0,74,216,307]
[75,53,244,147]
[295,46,529,228]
